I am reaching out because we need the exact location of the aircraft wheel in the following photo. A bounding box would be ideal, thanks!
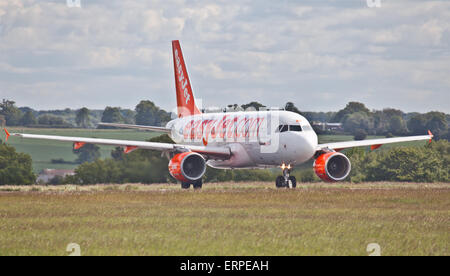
[288,176,297,188]
[181,182,190,189]
[276,176,285,188]
[193,179,203,189]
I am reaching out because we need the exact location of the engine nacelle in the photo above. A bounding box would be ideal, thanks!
[168,152,206,182]
[313,152,351,182]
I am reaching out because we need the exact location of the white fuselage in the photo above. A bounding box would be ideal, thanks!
[166,111,318,169]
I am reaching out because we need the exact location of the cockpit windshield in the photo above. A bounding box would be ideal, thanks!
[277,125,303,132]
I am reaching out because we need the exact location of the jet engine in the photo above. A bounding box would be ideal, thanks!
[313,152,351,182]
[168,152,206,182]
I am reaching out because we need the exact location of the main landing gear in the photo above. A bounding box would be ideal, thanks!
[181,179,203,189]
[276,164,296,189]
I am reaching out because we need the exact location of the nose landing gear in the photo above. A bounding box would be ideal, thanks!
[276,163,296,188]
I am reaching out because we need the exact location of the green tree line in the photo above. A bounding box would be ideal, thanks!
[3,99,448,140]
[0,99,172,129]
[0,137,448,185]
[0,142,35,185]
[345,140,449,182]
[321,102,448,140]
[63,136,449,185]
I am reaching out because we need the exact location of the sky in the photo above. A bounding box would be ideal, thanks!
[0,0,449,114]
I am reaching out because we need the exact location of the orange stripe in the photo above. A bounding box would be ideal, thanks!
[370,144,382,151]
[124,146,138,154]
[3,128,10,142]
[73,142,86,150]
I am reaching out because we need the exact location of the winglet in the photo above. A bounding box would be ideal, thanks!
[3,128,10,142]
[428,130,433,143]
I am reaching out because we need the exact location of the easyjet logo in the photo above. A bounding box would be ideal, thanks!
[174,49,191,105]
[182,115,266,141]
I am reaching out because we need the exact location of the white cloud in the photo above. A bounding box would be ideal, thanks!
[0,0,449,113]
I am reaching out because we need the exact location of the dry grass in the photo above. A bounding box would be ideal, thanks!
[0,182,448,256]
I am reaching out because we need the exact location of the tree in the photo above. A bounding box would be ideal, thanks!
[371,108,405,135]
[0,143,35,185]
[372,111,387,135]
[73,144,101,164]
[332,102,370,123]
[72,134,175,184]
[302,111,336,123]
[99,107,124,128]
[407,112,448,139]
[353,129,367,140]
[111,146,124,161]
[227,104,243,112]
[285,102,302,115]
[389,115,407,135]
[407,114,427,135]
[0,99,23,126]
[365,147,446,182]
[346,140,449,182]
[20,110,37,126]
[73,159,122,185]
[121,109,136,124]
[37,114,70,127]
[241,101,266,111]
[383,108,403,118]
[425,112,448,139]
[135,100,170,126]
[343,112,373,133]
[75,107,91,128]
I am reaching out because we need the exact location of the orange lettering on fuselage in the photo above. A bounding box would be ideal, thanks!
[182,116,266,142]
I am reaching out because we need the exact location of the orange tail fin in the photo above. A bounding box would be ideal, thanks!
[172,40,202,118]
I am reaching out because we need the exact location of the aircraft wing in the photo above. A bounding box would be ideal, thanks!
[317,131,433,152]
[97,123,171,133]
[7,131,231,159]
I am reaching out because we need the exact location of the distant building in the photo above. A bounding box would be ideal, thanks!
[36,169,75,184]
[311,122,343,131]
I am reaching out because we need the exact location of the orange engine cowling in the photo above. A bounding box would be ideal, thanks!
[168,152,206,182]
[313,152,351,182]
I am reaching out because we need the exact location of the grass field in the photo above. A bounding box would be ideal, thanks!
[0,182,448,256]
[3,128,429,173]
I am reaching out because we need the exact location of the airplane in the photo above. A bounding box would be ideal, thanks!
[3,40,434,189]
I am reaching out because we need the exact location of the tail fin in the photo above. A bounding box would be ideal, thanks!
[172,40,202,118]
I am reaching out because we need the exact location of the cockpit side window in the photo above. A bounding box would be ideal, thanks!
[289,125,302,132]
[302,125,313,131]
